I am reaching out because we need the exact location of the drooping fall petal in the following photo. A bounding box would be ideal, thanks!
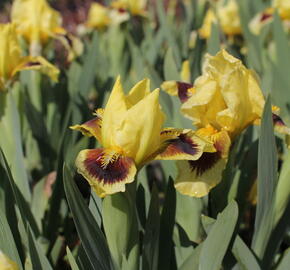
[75,148,137,197]
[155,128,215,161]
[13,56,59,82]
[70,109,103,143]
[174,129,231,198]
[161,81,194,103]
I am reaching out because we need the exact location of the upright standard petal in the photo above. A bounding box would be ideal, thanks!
[175,128,231,197]
[75,148,137,197]
[101,77,128,148]
[181,50,265,139]
[126,78,150,106]
[114,89,165,165]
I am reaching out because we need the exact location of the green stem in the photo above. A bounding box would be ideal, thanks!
[102,180,140,270]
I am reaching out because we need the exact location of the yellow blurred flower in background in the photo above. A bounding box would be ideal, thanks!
[0,23,59,91]
[111,0,147,16]
[11,0,64,46]
[217,0,242,36]
[71,77,214,197]
[274,0,290,20]
[199,9,217,39]
[250,0,290,35]
[11,0,82,59]
[0,251,19,270]
[199,0,242,39]
[86,2,130,30]
[86,3,112,29]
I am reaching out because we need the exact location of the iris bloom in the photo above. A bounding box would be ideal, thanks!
[11,0,82,59]
[71,77,215,197]
[250,0,290,34]
[199,0,242,39]
[86,3,130,30]
[0,23,59,91]
[162,49,289,197]
[0,251,19,270]
[111,0,147,16]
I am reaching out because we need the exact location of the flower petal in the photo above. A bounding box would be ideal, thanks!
[273,113,290,148]
[13,56,59,82]
[174,130,231,197]
[155,128,215,161]
[11,0,63,44]
[115,89,165,165]
[180,60,191,83]
[273,113,290,135]
[75,148,137,197]
[126,78,150,107]
[0,251,19,270]
[70,109,103,143]
[53,32,84,62]
[86,3,112,29]
[161,81,194,103]
[102,76,128,148]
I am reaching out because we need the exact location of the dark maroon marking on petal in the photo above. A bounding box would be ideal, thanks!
[63,34,73,46]
[272,113,286,127]
[118,8,127,13]
[260,13,272,22]
[177,82,193,103]
[189,151,221,177]
[83,149,134,184]
[25,62,40,67]
[85,117,102,129]
[163,133,199,156]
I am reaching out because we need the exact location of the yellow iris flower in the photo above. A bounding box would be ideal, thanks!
[0,23,59,91]
[111,0,147,16]
[274,0,290,20]
[199,0,242,39]
[162,49,289,197]
[0,251,19,270]
[86,3,130,30]
[181,50,265,139]
[250,0,290,35]
[71,77,215,197]
[11,0,82,59]
[11,0,64,45]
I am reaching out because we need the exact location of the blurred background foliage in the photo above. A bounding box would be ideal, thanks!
[0,0,290,270]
